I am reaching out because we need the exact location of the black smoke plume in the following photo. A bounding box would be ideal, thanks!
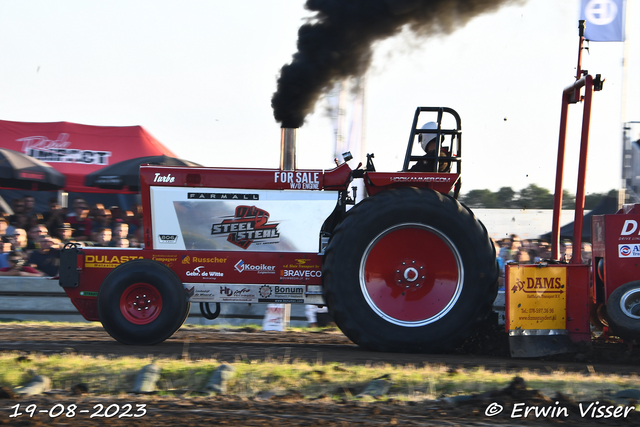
[272,0,519,128]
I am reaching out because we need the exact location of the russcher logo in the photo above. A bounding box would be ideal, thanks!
[182,255,227,264]
[281,270,322,277]
[85,255,143,268]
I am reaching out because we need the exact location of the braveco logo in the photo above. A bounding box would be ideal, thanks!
[234,260,275,274]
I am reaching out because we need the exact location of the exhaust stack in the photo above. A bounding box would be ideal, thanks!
[280,128,297,171]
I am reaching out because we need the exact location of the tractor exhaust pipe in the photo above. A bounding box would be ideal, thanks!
[280,128,297,171]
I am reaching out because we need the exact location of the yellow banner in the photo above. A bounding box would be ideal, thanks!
[507,265,566,330]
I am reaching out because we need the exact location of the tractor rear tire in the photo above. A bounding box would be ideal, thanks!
[97,259,189,345]
[606,281,640,341]
[322,187,498,353]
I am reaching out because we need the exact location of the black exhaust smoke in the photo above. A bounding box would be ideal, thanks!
[272,0,519,128]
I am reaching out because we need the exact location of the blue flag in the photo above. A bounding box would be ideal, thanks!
[580,0,625,42]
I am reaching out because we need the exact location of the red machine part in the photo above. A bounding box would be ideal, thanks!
[592,210,640,302]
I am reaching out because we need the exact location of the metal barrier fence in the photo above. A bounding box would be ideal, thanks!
[0,278,309,326]
[0,277,505,327]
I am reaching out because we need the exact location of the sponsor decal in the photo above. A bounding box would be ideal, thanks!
[219,285,256,302]
[152,254,178,266]
[18,171,45,180]
[159,234,178,244]
[259,285,272,298]
[182,255,191,264]
[274,171,320,190]
[154,173,175,183]
[282,258,321,269]
[185,265,225,279]
[510,277,565,294]
[234,259,276,274]
[212,206,280,249]
[192,256,227,264]
[185,284,258,302]
[188,192,259,200]
[619,220,640,241]
[79,291,98,297]
[389,176,451,183]
[19,134,111,165]
[280,269,322,278]
[84,254,143,268]
[258,285,305,303]
[507,266,566,331]
[619,244,640,257]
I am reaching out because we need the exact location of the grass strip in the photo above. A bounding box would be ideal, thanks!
[1,352,638,402]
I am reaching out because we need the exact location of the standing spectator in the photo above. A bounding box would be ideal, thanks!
[0,251,44,277]
[57,223,76,246]
[110,222,129,246]
[127,234,140,248]
[129,204,143,235]
[94,227,112,247]
[23,196,36,217]
[68,202,92,242]
[8,198,25,224]
[26,224,48,252]
[43,197,66,238]
[27,234,60,277]
[0,216,8,238]
[113,237,129,248]
[11,228,28,261]
[109,205,123,223]
[91,208,112,240]
[67,198,92,221]
[0,235,12,269]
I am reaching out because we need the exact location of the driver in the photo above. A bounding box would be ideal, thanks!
[409,122,450,172]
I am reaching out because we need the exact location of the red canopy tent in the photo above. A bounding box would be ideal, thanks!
[0,120,176,193]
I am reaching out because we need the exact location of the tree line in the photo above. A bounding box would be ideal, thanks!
[458,184,617,210]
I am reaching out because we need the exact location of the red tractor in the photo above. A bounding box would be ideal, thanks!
[59,106,499,353]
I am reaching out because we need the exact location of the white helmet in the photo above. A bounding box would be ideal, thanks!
[419,122,438,152]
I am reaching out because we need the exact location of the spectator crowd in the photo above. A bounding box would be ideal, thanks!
[495,234,592,290]
[0,196,143,277]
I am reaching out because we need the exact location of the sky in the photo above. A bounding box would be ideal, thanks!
[0,0,638,196]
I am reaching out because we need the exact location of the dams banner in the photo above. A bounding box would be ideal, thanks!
[0,120,175,193]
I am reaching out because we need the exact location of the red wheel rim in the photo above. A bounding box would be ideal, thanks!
[120,282,163,325]
[360,223,462,326]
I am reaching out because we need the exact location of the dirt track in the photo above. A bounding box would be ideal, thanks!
[1,323,640,426]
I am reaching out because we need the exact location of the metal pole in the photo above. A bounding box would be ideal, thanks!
[280,128,297,171]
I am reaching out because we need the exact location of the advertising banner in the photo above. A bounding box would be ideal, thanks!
[507,265,567,331]
[150,187,339,252]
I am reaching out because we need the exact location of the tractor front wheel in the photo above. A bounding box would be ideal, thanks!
[323,187,498,353]
[98,259,189,345]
